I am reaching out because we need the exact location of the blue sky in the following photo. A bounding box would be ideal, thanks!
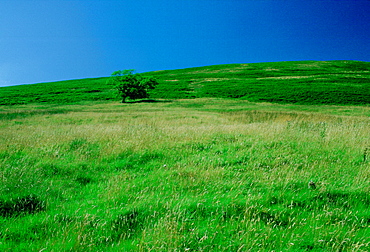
[1,0,369,86]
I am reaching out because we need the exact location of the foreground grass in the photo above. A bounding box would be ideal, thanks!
[0,99,370,251]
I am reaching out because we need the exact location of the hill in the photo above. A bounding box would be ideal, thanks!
[1,60,370,105]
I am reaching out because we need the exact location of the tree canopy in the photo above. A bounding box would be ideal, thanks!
[108,70,158,103]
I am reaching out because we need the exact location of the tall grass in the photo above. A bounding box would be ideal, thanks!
[0,99,369,251]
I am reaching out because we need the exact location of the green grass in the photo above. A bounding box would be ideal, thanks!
[1,60,370,250]
[0,99,370,251]
[1,60,370,105]
[0,77,114,105]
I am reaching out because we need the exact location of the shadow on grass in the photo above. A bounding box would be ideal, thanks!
[123,99,173,104]
[0,109,70,120]
[0,195,46,217]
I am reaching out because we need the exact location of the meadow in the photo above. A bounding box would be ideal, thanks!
[1,60,370,106]
[0,98,370,251]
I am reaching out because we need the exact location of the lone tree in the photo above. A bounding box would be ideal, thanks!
[108,70,159,103]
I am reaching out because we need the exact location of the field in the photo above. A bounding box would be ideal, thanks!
[1,60,370,106]
[1,98,370,251]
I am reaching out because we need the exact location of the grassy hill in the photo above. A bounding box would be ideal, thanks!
[1,60,370,105]
[1,61,370,250]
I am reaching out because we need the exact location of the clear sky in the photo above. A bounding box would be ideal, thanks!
[1,0,369,87]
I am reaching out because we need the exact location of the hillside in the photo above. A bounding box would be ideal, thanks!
[1,60,370,105]
[1,61,370,250]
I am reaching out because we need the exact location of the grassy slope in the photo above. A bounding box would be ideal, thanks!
[1,60,370,105]
[1,61,370,251]
[0,99,370,251]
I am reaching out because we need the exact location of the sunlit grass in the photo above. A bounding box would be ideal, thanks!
[1,60,370,106]
[0,99,369,251]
